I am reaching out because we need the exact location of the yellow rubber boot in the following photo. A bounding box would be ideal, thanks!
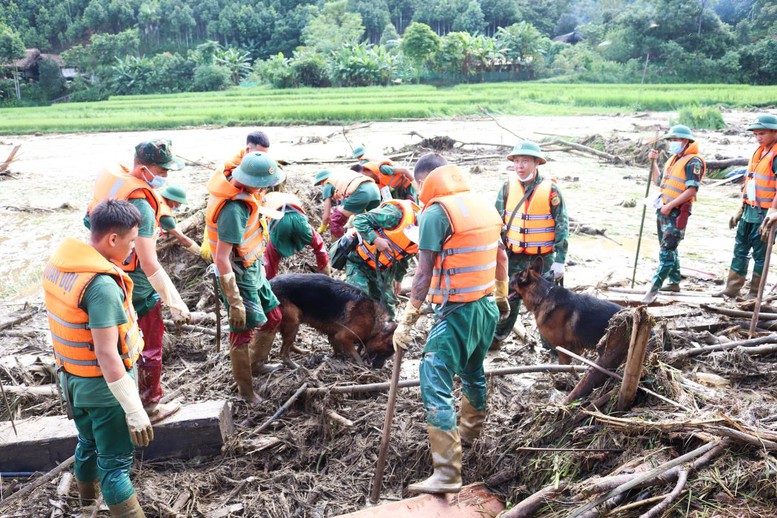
[107,493,146,517]
[717,269,746,298]
[229,344,261,406]
[745,272,762,300]
[407,426,462,494]
[249,330,283,373]
[76,479,99,506]
[458,397,486,447]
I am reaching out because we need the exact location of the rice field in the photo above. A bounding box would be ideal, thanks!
[1,82,775,135]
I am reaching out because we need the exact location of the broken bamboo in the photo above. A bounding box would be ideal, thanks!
[664,333,777,362]
[256,383,308,433]
[617,307,652,410]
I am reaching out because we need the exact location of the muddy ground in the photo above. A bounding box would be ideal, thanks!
[1,110,776,517]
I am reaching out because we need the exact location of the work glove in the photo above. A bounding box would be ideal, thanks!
[185,241,202,258]
[550,262,565,280]
[760,208,777,242]
[147,268,190,327]
[200,242,213,263]
[729,205,744,230]
[219,272,246,330]
[495,279,511,323]
[318,263,332,277]
[317,222,329,234]
[107,373,154,448]
[392,303,423,351]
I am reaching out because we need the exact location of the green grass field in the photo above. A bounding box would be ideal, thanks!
[1,83,775,134]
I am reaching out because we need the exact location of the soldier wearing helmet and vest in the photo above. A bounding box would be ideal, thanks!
[345,198,421,318]
[261,190,331,279]
[642,125,706,303]
[392,153,509,494]
[157,184,202,257]
[492,141,569,347]
[313,169,381,239]
[45,200,153,516]
[85,139,190,424]
[721,114,777,298]
[350,151,417,203]
[206,152,286,405]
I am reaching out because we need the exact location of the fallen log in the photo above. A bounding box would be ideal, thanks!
[544,139,622,163]
[304,364,587,395]
[2,384,57,397]
[664,333,777,362]
[498,483,567,518]
[0,311,36,331]
[703,305,777,320]
[617,306,653,411]
[163,320,217,336]
[639,469,688,518]
[706,157,748,170]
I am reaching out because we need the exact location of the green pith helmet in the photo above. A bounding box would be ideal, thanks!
[135,139,185,170]
[160,184,187,204]
[352,146,366,159]
[664,125,695,141]
[748,114,777,131]
[507,141,546,165]
[232,152,285,189]
[314,169,332,185]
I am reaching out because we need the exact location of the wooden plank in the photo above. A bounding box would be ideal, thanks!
[647,305,701,319]
[0,400,233,472]
[667,315,729,333]
[334,483,504,518]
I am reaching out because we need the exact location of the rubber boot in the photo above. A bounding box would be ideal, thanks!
[641,283,661,304]
[76,479,99,506]
[329,208,349,239]
[717,269,746,298]
[229,344,261,405]
[458,397,486,447]
[249,330,283,373]
[745,272,762,300]
[107,493,146,517]
[407,426,462,494]
[660,283,681,292]
[143,401,181,424]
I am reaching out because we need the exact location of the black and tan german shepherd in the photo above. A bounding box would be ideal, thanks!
[509,257,622,364]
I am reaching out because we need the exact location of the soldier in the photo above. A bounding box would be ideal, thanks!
[158,184,201,257]
[86,139,189,423]
[314,169,381,239]
[392,153,509,494]
[492,141,569,347]
[262,190,331,279]
[642,125,706,303]
[205,152,286,405]
[345,198,421,318]
[722,114,777,298]
[44,200,153,516]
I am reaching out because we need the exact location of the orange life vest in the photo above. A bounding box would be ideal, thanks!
[205,171,268,268]
[263,191,306,215]
[419,165,503,305]
[660,142,705,204]
[503,176,556,255]
[743,143,777,209]
[356,200,420,270]
[223,148,247,176]
[42,238,143,378]
[362,160,410,190]
[325,170,375,201]
[87,164,162,272]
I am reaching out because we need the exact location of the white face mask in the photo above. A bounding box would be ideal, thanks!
[668,141,685,155]
[518,171,536,183]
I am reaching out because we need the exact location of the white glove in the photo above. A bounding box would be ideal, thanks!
[550,262,565,280]
[147,268,190,325]
[107,373,154,448]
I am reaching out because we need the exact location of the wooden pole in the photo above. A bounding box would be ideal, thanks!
[749,226,776,338]
[369,349,403,504]
[617,307,653,411]
[631,130,660,288]
[211,267,222,353]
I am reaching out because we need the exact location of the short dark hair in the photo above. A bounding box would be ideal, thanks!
[246,131,270,148]
[90,200,141,239]
[414,153,448,181]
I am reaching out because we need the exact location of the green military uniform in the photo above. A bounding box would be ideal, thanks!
[322,181,381,213]
[62,275,137,507]
[217,201,278,331]
[346,204,412,318]
[159,214,176,232]
[651,158,703,289]
[417,203,498,428]
[732,159,777,278]
[269,211,312,257]
[493,174,569,340]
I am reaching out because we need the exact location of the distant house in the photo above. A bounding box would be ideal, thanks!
[553,30,585,45]
[2,48,77,81]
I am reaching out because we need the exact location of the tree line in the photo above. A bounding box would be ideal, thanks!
[1,0,775,104]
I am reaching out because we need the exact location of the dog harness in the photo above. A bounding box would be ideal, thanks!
[743,142,777,209]
[43,238,143,378]
[503,176,555,255]
[659,141,705,205]
[356,199,420,270]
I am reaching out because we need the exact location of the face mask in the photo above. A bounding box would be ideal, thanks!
[668,142,684,155]
[518,171,536,183]
[143,167,167,189]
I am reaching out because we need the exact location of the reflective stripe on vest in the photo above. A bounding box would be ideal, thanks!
[743,143,777,209]
[427,193,503,306]
[362,161,409,190]
[326,170,374,200]
[660,143,705,205]
[504,177,556,255]
[87,165,162,272]
[205,172,267,267]
[42,239,142,378]
[356,200,420,270]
